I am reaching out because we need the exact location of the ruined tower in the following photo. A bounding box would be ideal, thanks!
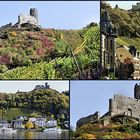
[30,8,38,21]
[134,83,140,99]
[109,98,116,116]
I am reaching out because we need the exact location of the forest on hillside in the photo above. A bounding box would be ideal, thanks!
[101,2,140,51]
[101,2,140,38]
[0,88,69,128]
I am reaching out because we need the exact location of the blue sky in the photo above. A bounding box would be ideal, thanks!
[0,80,69,93]
[0,1,100,29]
[108,1,138,10]
[70,81,139,127]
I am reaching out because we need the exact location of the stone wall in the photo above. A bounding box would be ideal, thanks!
[109,94,140,119]
[134,83,140,99]
[76,111,100,128]
[18,14,38,26]
[132,3,140,11]
[0,23,12,30]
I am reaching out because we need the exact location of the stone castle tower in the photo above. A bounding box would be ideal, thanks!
[30,8,38,22]
[16,8,39,28]
[134,83,140,99]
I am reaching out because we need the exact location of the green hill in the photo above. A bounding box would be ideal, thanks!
[101,2,140,50]
[0,88,69,124]
[0,24,100,79]
[73,114,140,139]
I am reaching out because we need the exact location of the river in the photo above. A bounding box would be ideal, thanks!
[0,130,69,139]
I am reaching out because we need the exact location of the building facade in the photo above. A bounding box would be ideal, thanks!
[101,9,117,73]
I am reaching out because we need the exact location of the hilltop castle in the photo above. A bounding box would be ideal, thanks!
[77,83,140,128]
[0,8,39,30]
[131,2,140,11]
[14,8,39,28]
[34,82,50,90]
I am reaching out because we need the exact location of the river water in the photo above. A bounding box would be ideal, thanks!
[0,130,69,139]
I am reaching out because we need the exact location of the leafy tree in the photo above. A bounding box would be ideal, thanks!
[0,65,8,73]
[25,121,34,129]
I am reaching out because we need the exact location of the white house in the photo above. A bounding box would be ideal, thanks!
[0,120,11,128]
[29,117,47,127]
[35,118,46,127]
[12,120,23,128]
[29,117,36,123]
[46,119,57,127]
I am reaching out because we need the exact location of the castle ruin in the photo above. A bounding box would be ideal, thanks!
[77,83,140,128]
[34,82,50,90]
[132,2,140,11]
[0,8,39,30]
[14,8,39,28]
[109,94,140,118]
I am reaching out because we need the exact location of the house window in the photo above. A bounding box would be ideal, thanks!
[104,38,108,50]
[110,39,113,50]
[110,56,113,65]
[108,54,110,64]
[137,52,140,58]
[104,51,106,67]
[127,108,132,116]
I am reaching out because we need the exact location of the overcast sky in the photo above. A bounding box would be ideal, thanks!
[70,81,139,127]
[108,1,138,10]
[0,1,100,29]
[0,80,69,93]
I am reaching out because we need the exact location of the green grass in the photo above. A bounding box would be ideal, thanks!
[0,26,100,79]
[0,108,41,121]
[116,37,140,51]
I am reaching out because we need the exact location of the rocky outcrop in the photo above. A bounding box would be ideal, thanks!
[76,111,100,128]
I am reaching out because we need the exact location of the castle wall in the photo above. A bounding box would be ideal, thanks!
[76,111,100,128]
[18,14,38,26]
[109,94,140,119]
[134,84,140,99]
[132,3,140,11]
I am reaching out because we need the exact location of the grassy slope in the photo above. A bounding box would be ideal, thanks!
[0,108,41,121]
[0,88,69,121]
[103,3,140,51]
[74,122,140,139]
[116,37,140,51]
[73,115,140,139]
[0,26,100,79]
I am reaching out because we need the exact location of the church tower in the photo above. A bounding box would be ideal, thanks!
[134,83,140,99]
[101,5,117,74]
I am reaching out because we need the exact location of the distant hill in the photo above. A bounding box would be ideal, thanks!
[101,2,140,50]
[0,88,69,126]
[0,24,100,79]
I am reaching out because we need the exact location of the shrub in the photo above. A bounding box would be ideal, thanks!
[0,65,8,73]
[25,121,34,129]
[9,31,17,37]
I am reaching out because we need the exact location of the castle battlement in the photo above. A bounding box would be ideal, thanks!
[34,82,50,90]
[0,8,39,30]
